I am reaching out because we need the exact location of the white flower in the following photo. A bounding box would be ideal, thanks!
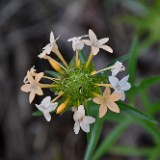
[109,75,131,101]
[73,105,95,134]
[38,31,59,58]
[110,61,125,76]
[83,29,113,55]
[68,35,88,51]
[35,96,58,122]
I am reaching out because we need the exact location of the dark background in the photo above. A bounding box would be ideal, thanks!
[0,0,160,160]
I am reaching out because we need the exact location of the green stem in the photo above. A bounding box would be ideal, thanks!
[92,120,130,160]
[84,117,104,160]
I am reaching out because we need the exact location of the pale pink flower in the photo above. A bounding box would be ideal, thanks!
[21,71,44,103]
[93,87,121,118]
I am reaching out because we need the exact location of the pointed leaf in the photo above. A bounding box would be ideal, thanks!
[118,102,159,124]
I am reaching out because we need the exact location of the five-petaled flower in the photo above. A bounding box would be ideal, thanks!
[68,35,88,51]
[21,71,44,103]
[35,96,58,122]
[83,29,113,55]
[73,105,96,134]
[109,75,131,101]
[38,31,59,58]
[93,87,121,118]
[109,61,125,76]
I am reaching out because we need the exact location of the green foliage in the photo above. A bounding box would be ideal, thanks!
[45,70,60,78]
[93,120,130,160]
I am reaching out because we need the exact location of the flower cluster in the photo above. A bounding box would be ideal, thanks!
[21,29,131,134]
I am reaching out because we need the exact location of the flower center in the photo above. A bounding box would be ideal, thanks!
[59,68,93,104]
[73,112,84,121]
[30,82,38,91]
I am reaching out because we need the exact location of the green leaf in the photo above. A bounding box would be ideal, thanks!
[45,70,60,78]
[118,102,159,124]
[69,56,76,67]
[109,145,153,157]
[106,54,129,68]
[129,76,160,94]
[32,111,43,116]
[84,117,104,160]
[93,120,130,160]
[135,119,160,143]
[148,100,160,115]
[148,144,160,160]
[128,36,139,85]
[78,50,87,64]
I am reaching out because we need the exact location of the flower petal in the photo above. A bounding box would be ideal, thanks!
[120,92,125,101]
[36,86,43,96]
[109,76,119,88]
[121,82,131,91]
[35,104,44,112]
[120,75,129,83]
[98,38,109,45]
[44,111,51,122]
[21,84,31,92]
[93,96,104,104]
[100,45,113,53]
[83,116,96,124]
[74,121,80,134]
[92,46,99,55]
[107,101,120,113]
[27,71,35,83]
[103,87,111,97]
[38,51,46,59]
[80,121,90,133]
[89,29,97,43]
[82,40,91,46]
[50,31,55,44]
[29,91,35,103]
[41,96,51,108]
[35,72,44,82]
[109,93,121,101]
[99,104,107,118]
[47,102,58,112]
[78,105,85,117]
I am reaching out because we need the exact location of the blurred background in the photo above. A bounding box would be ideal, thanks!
[0,0,160,160]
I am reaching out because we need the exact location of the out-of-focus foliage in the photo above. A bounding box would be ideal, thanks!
[123,0,160,43]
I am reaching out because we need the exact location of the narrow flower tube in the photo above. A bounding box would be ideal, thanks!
[39,83,58,88]
[54,49,68,68]
[85,53,94,68]
[76,50,80,68]
[94,83,112,87]
[56,97,70,114]
[51,91,64,103]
